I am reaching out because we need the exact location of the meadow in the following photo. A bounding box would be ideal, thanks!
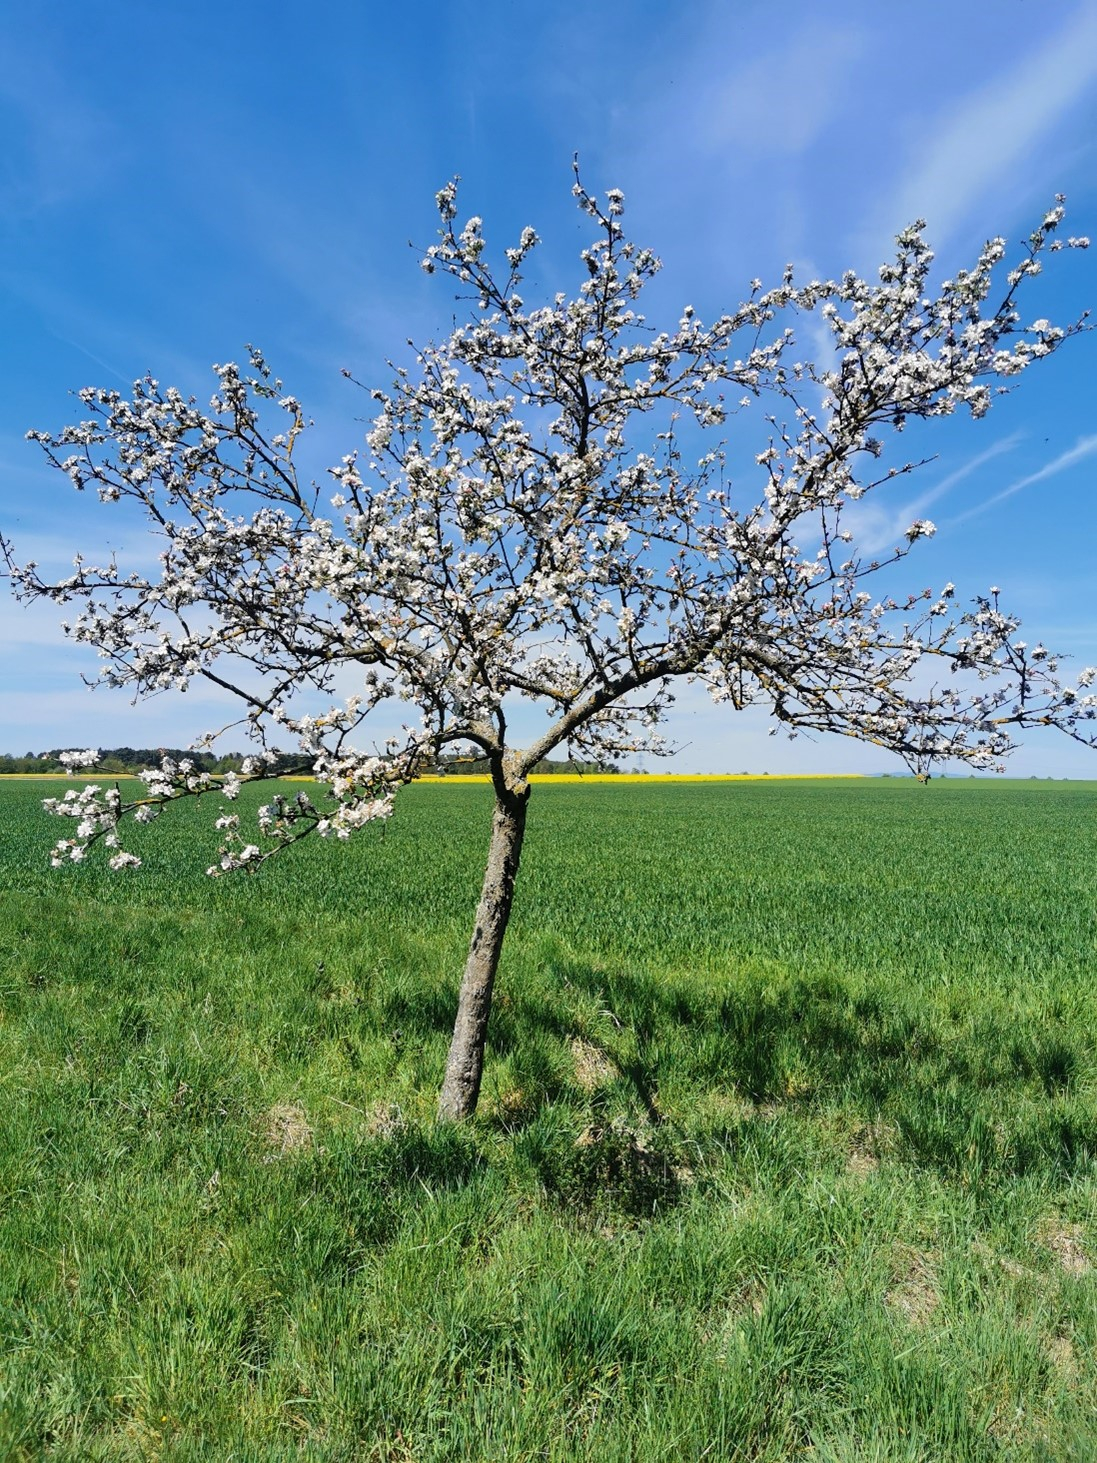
[1,775,1096,1461]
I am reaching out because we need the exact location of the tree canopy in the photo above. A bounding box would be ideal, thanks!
[4,169,1093,1114]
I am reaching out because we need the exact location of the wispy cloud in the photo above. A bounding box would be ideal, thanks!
[864,3,1097,254]
[0,47,121,218]
[45,331,131,386]
[948,435,1097,527]
[0,684,245,754]
[688,21,868,159]
[849,436,1023,554]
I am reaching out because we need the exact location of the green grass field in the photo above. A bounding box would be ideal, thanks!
[1,776,1096,1460]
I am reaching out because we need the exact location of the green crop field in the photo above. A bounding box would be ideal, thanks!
[1,776,1096,1460]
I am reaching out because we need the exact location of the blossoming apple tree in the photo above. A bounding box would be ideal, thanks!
[5,170,1095,1118]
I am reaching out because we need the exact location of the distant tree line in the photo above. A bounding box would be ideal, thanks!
[0,747,615,777]
[431,754,616,777]
[0,747,303,776]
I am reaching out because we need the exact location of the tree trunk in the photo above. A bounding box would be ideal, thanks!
[437,783,530,1121]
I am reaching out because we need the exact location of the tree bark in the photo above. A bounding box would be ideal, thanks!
[437,782,530,1121]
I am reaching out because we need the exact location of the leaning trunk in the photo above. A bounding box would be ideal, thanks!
[437,784,530,1121]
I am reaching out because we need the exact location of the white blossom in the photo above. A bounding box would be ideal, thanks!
[906,519,936,541]
[59,748,100,775]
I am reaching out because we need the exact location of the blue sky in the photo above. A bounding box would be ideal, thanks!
[2,0,1095,774]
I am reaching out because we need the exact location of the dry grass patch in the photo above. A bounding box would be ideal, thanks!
[845,1121,896,1179]
[570,1036,619,1091]
[1037,1218,1090,1275]
[262,1101,312,1158]
[885,1247,940,1329]
[1047,1332,1079,1383]
[364,1100,407,1139]
[844,1150,877,1179]
[486,1085,531,1122]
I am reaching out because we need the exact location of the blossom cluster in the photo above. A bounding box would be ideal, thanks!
[59,748,101,774]
[42,757,225,870]
[205,740,396,874]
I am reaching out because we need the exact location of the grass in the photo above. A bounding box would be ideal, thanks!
[1,776,1096,1459]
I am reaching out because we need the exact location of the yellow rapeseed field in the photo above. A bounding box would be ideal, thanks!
[417,772,865,784]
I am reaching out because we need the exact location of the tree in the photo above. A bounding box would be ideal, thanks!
[4,169,1095,1119]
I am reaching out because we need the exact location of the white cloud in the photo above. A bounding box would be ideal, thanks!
[690,22,868,158]
[865,3,1097,253]
[848,435,1023,555]
[948,434,1097,527]
[0,596,86,650]
[0,50,120,217]
[0,683,247,753]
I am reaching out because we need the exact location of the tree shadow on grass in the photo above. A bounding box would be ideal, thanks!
[494,952,1097,1192]
[304,937,1096,1204]
[293,1121,489,1250]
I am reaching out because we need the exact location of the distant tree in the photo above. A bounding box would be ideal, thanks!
[4,170,1094,1118]
[0,753,53,774]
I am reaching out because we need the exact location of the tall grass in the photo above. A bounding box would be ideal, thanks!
[1,778,1095,1459]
